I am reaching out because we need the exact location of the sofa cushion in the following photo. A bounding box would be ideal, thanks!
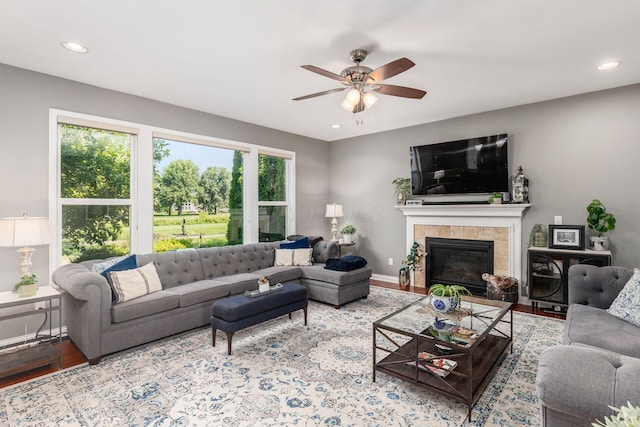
[97,255,138,302]
[253,266,302,284]
[111,290,180,323]
[280,236,311,249]
[564,303,640,358]
[164,280,230,307]
[214,273,263,295]
[274,248,313,266]
[301,263,372,286]
[607,268,640,327]
[287,235,323,248]
[92,255,134,274]
[108,262,163,304]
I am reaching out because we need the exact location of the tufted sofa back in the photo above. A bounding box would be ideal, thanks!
[568,264,634,309]
[198,242,279,279]
[137,250,205,288]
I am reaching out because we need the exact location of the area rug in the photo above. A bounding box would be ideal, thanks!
[0,287,563,427]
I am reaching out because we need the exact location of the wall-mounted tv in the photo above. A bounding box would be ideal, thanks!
[410,134,508,196]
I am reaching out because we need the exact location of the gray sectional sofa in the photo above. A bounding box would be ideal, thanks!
[52,239,371,364]
[536,265,640,426]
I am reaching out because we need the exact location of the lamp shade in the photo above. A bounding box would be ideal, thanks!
[0,216,49,247]
[324,204,344,218]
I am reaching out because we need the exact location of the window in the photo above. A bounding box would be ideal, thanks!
[152,138,241,251]
[51,110,295,267]
[58,123,134,263]
[258,154,288,242]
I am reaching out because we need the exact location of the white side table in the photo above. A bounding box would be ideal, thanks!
[0,285,63,378]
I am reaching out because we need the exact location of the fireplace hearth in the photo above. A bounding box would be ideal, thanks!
[425,237,494,295]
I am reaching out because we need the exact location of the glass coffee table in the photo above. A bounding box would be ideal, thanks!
[373,295,513,421]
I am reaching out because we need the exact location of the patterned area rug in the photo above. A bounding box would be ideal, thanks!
[0,287,563,426]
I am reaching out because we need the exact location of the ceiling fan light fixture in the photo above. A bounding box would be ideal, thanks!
[345,88,361,105]
[363,92,377,109]
[341,99,355,111]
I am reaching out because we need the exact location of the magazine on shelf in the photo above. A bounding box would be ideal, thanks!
[406,352,458,377]
[452,326,478,344]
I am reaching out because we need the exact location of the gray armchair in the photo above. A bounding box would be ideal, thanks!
[536,265,640,426]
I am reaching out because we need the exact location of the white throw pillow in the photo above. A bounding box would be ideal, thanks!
[274,248,313,266]
[607,268,640,327]
[91,255,128,274]
[108,262,163,304]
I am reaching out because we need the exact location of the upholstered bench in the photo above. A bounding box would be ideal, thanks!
[211,283,308,354]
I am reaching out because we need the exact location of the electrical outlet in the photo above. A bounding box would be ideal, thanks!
[34,302,46,310]
[388,258,394,266]
[554,216,562,225]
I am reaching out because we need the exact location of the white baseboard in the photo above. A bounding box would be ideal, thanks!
[370,273,398,284]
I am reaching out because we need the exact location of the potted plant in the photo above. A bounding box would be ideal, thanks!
[400,241,423,286]
[392,178,411,205]
[586,199,616,251]
[593,401,640,426]
[14,273,38,298]
[488,193,503,204]
[339,224,356,244]
[428,283,471,313]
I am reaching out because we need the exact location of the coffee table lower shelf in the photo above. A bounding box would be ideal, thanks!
[373,333,511,421]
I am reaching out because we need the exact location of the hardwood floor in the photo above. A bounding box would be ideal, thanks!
[0,280,563,389]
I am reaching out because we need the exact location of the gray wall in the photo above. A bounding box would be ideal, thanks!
[0,63,330,340]
[329,84,640,284]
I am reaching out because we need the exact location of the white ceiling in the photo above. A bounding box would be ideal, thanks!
[1,1,639,141]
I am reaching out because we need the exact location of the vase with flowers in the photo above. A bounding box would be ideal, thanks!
[257,277,270,293]
[399,241,423,286]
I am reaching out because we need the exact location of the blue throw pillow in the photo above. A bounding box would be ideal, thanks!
[99,255,138,302]
[280,236,311,249]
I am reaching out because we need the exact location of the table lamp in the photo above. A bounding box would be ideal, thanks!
[324,203,343,242]
[0,214,50,279]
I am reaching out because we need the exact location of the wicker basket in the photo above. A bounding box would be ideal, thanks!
[486,283,518,303]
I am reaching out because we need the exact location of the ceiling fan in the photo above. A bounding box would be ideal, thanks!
[293,49,426,113]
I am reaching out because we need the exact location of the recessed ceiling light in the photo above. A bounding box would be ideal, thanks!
[597,61,620,71]
[331,124,340,129]
[61,41,89,53]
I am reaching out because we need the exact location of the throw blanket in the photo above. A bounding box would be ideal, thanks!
[324,255,367,271]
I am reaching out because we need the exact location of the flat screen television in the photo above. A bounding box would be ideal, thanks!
[410,134,508,196]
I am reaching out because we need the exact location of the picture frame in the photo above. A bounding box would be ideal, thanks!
[548,225,585,250]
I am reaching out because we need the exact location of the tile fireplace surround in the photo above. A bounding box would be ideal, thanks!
[398,204,531,292]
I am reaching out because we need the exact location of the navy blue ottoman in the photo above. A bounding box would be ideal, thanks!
[211,283,308,354]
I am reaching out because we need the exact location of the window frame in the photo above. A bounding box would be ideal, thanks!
[49,109,295,270]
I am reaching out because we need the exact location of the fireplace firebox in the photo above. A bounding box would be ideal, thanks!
[425,237,494,295]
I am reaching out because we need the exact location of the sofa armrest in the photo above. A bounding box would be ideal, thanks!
[536,345,640,425]
[52,263,111,302]
[52,263,112,333]
[568,265,633,308]
[312,240,338,263]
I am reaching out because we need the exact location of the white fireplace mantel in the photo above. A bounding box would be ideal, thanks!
[397,203,531,290]
[397,204,531,218]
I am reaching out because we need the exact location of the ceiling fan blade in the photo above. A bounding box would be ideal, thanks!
[373,84,426,99]
[366,57,415,83]
[301,65,347,83]
[292,87,346,101]
[352,98,365,114]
